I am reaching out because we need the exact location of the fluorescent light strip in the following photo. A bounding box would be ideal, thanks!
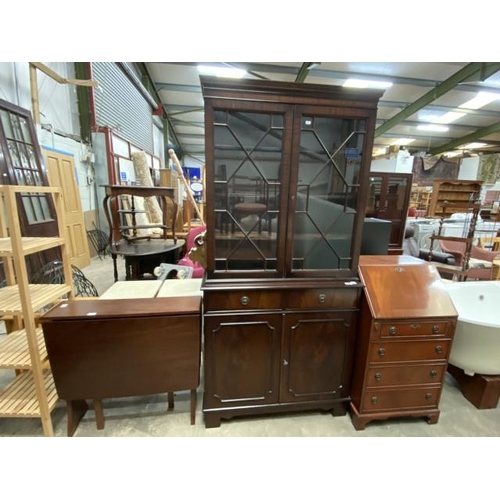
[417,124,449,132]
[459,91,500,110]
[343,79,393,89]
[462,142,488,149]
[197,65,247,79]
[391,138,414,146]
[430,92,500,125]
[433,111,466,124]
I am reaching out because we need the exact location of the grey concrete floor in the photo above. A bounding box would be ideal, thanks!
[0,255,499,437]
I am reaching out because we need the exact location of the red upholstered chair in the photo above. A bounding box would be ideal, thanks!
[438,239,496,280]
[177,225,206,279]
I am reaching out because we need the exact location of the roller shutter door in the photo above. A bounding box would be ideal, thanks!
[92,62,154,153]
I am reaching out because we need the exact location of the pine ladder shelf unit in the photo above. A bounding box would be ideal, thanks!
[0,185,74,436]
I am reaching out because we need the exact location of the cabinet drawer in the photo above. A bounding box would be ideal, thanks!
[286,288,360,310]
[377,320,451,339]
[361,387,441,412]
[204,291,282,311]
[366,364,446,388]
[368,339,451,363]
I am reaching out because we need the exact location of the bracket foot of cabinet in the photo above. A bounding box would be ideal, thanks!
[203,399,349,429]
[349,402,440,430]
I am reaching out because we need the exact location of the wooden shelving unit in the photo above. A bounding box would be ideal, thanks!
[409,184,432,213]
[0,185,74,436]
[427,179,483,217]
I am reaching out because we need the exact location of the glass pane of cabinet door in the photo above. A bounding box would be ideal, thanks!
[366,173,412,252]
[290,112,367,273]
[211,107,288,274]
[385,174,411,249]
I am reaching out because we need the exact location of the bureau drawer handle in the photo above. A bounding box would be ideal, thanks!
[432,325,440,334]
[378,348,386,357]
[435,345,443,354]
[371,396,378,405]
[318,293,326,303]
[389,326,397,335]
[425,393,432,400]
[430,370,438,378]
[240,295,250,306]
[374,373,382,381]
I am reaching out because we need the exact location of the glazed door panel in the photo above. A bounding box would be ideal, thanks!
[288,107,368,276]
[280,311,356,403]
[0,99,60,274]
[203,314,282,407]
[206,101,293,278]
[366,173,412,253]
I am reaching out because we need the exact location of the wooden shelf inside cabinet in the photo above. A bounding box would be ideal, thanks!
[0,370,58,418]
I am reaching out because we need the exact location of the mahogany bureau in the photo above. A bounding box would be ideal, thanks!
[350,255,458,430]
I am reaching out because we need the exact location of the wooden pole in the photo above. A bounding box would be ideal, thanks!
[29,64,40,125]
[168,149,205,226]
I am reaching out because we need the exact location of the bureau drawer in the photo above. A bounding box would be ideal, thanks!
[286,288,360,310]
[369,339,451,363]
[366,364,446,388]
[361,387,441,412]
[204,290,282,311]
[377,320,451,339]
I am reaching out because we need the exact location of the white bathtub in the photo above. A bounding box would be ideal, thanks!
[444,281,500,376]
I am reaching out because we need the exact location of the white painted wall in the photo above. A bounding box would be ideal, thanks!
[0,62,31,110]
[458,156,480,181]
[0,62,80,135]
[370,150,413,173]
[0,62,97,213]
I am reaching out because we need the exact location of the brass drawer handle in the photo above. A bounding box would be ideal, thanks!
[318,293,326,303]
[240,295,250,306]
[389,326,397,335]
[432,325,440,334]
[430,370,438,378]
[371,396,378,405]
[435,345,443,354]
[425,393,432,400]
[374,373,382,381]
[378,348,386,357]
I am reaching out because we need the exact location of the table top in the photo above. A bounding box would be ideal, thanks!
[157,279,203,298]
[100,281,163,299]
[41,296,202,320]
[99,278,203,300]
[101,184,176,198]
[110,238,185,257]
